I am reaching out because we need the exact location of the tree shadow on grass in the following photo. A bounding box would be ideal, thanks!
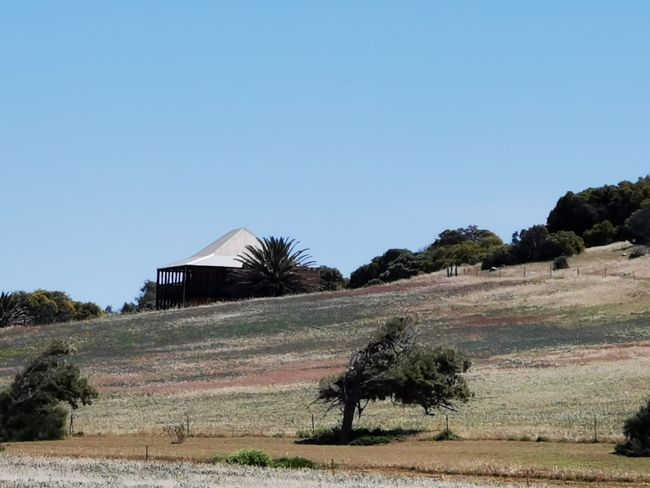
[295,427,422,446]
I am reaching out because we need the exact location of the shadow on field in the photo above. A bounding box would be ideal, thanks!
[295,427,421,446]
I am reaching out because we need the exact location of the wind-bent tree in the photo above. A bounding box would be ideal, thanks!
[616,397,650,457]
[233,236,316,297]
[317,317,471,443]
[0,292,29,328]
[0,341,97,441]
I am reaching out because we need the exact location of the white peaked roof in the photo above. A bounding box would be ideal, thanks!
[160,228,260,269]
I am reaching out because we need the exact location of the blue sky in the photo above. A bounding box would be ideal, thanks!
[1,1,648,308]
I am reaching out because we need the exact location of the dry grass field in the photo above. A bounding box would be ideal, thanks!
[1,243,650,485]
[5,435,650,486]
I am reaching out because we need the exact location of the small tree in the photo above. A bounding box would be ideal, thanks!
[233,236,316,297]
[0,341,97,441]
[318,266,347,291]
[317,317,471,443]
[616,398,650,457]
[626,204,650,245]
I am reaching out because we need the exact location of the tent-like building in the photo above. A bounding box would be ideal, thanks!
[156,228,260,310]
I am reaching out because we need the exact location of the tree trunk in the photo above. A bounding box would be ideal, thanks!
[339,398,356,444]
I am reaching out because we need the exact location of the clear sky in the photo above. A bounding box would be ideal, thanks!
[1,1,648,308]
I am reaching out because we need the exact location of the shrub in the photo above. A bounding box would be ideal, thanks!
[553,256,569,270]
[162,423,187,444]
[481,250,520,270]
[272,457,316,469]
[225,449,273,467]
[583,220,618,247]
[318,266,347,291]
[629,246,649,259]
[432,429,461,441]
[364,278,384,287]
[543,231,584,259]
[615,398,650,457]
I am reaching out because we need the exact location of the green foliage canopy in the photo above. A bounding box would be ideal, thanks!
[0,341,97,441]
[233,236,316,297]
[317,317,471,443]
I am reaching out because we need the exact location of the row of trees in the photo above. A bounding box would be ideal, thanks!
[347,224,586,288]
[547,176,650,246]
[0,290,104,328]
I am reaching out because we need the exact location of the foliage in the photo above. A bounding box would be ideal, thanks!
[163,423,187,444]
[121,280,157,314]
[272,457,316,469]
[13,290,103,325]
[547,176,650,244]
[318,266,347,291]
[583,220,618,247]
[0,341,97,441]
[233,236,316,297]
[629,246,649,259]
[349,226,503,287]
[615,398,650,457]
[348,249,415,288]
[421,226,504,272]
[0,292,29,328]
[317,317,471,443]
[553,256,569,270]
[225,449,273,467]
[625,204,650,245]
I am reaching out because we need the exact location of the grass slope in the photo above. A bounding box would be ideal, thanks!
[1,242,649,440]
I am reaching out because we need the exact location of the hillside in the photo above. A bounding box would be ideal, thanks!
[1,242,650,441]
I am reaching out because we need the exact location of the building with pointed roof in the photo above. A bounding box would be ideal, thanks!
[156,228,260,310]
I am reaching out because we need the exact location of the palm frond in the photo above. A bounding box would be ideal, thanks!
[233,236,316,297]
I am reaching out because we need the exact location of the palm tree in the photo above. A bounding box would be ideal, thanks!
[234,236,316,297]
[0,292,29,328]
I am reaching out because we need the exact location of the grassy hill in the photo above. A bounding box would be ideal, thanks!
[1,242,650,441]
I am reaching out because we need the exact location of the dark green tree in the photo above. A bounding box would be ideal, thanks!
[233,236,316,297]
[0,292,29,328]
[625,204,650,245]
[317,317,471,443]
[136,280,157,311]
[0,341,97,441]
[615,397,650,457]
[318,266,347,291]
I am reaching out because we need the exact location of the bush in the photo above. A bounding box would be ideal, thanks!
[364,278,384,287]
[481,250,520,270]
[318,266,347,291]
[629,246,649,259]
[543,231,584,259]
[432,428,461,441]
[553,256,569,270]
[272,457,316,469]
[615,398,650,457]
[162,423,187,444]
[225,449,273,467]
[583,220,618,247]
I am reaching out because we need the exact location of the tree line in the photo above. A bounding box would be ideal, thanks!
[0,290,104,328]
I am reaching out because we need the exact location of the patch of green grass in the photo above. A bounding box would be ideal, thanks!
[271,456,316,469]
[225,449,272,467]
